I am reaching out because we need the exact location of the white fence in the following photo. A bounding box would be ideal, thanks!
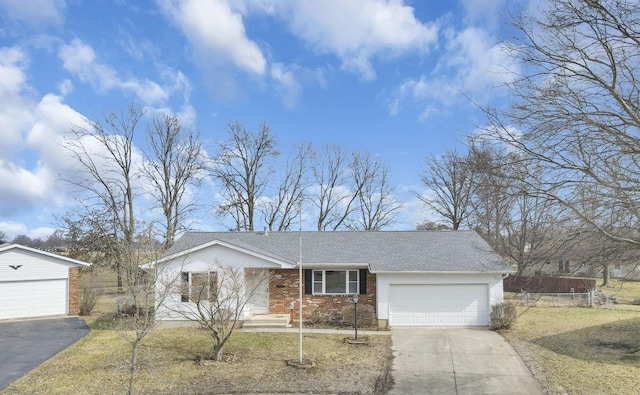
[521,291,601,308]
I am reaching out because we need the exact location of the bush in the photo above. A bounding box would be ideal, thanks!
[306,310,333,326]
[79,271,102,316]
[490,301,517,330]
[341,304,376,328]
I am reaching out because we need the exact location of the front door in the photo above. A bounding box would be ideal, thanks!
[245,269,269,314]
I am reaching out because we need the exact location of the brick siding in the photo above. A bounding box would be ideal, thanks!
[68,267,80,315]
[268,269,376,322]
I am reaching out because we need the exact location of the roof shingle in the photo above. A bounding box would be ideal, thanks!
[163,230,511,273]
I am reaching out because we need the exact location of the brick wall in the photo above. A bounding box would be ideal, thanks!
[268,269,376,322]
[68,267,80,315]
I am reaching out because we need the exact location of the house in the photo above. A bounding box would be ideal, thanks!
[518,252,640,280]
[0,243,91,320]
[152,230,511,327]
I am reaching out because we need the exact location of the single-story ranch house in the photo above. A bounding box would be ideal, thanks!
[153,230,511,327]
[0,243,90,320]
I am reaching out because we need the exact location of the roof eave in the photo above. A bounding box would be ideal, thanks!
[151,239,295,268]
[0,244,91,266]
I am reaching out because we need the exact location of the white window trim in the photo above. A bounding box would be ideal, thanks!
[181,271,213,303]
[312,269,359,295]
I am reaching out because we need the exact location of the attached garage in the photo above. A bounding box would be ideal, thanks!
[388,283,489,326]
[0,244,90,320]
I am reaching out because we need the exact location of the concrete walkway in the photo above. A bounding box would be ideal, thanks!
[389,327,543,395]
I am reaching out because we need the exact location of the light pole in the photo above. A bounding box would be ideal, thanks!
[353,294,359,340]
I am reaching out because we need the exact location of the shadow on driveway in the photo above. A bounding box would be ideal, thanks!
[0,316,89,390]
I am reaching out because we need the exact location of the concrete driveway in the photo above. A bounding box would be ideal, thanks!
[0,317,89,390]
[389,327,543,395]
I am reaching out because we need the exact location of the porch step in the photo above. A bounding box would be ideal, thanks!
[243,314,291,328]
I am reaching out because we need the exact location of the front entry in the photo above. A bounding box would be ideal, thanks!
[245,269,269,314]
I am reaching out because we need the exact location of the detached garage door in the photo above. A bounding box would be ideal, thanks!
[389,284,488,326]
[0,280,68,319]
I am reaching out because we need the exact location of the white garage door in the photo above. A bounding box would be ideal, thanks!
[389,284,488,326]
[0,279,68,319]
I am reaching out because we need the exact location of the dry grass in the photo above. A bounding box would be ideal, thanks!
[1,318,393,395]
[601,279,640,304]
[502,306,640,395]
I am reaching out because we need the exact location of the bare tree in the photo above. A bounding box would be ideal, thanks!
[309,146,394,231]
[262,143,312,231]
[114,226,176,395]
[142,113,207,248]
[417,149,474,230]
[213,122,279,231]
[349,152,402,230]
[483,0,640,247]
[415,220,450,230]
[466,145,513,243]
[163,263,268,361]
[310,145,356,231]
[62,104,144,289]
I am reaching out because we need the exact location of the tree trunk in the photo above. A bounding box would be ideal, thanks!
[602,262,610,287]
[128,341,139,395]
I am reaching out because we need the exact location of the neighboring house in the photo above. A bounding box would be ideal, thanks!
[0,243,91,320]
[152,230,511,327]
[520,257,640,280]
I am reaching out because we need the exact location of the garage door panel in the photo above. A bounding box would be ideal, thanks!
[0,280,67,320]
[389,284,488,327]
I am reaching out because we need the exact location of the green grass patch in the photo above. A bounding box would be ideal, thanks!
[503,307,640,395]
[1,325,392,394]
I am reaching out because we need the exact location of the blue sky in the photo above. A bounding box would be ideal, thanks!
[0,0,527,240]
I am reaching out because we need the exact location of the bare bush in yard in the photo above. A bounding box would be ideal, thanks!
[341,304,376,328]
[79,269,103,316]
[490,302,517,330]
[306,311,333,326]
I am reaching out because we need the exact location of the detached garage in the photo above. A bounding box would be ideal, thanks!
[0,244,90,320]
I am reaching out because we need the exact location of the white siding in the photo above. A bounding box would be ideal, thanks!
[0,249,74,281]
[155,243,284,321]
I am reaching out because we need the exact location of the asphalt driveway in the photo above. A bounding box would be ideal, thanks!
[0,317,89,390]
[389,327,543,395]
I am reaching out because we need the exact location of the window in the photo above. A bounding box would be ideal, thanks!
[312,270,359,294]
[614,262,621,270]
[558,260,570,273]
[181,272,217,302]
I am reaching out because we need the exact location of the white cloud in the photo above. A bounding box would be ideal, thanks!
[280,0,438,81]
[387,24,519,119]
[0,46,36,159]
[157,0,267,76]
[442,27,518,93]
[0,0,65,28]
[270,63,302,109]
[0,94,86,220]
[0,221,27,240]
[459,0,506,27]
[58,39,170,105]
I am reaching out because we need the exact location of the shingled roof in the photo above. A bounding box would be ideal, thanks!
[161,230,511,274]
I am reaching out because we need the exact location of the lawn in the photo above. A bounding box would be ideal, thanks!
[502,306,640,395]
[1,318,392,394]
[601,279,640,304]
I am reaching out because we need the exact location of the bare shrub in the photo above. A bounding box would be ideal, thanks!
[342,304,376,328]
[306,310,332,326]
[490,301,517,330]
[79,270,103,316]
